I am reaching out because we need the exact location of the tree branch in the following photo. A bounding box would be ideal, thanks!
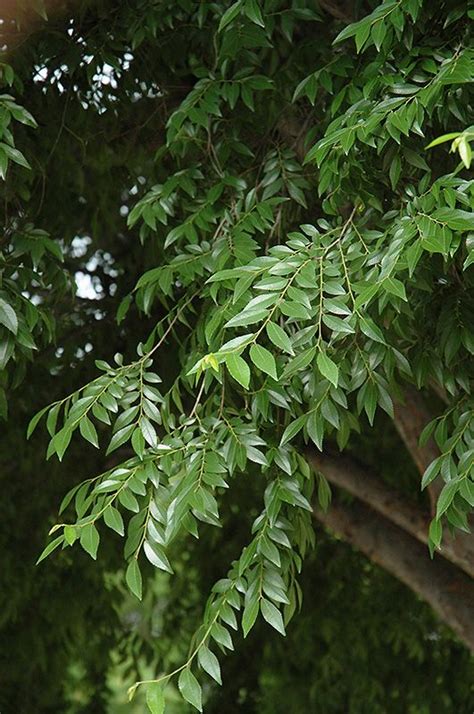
[313,500,474,652]
[393,387,441,507]
[392,388,474,570]
[317,0,353,23]
[308,451,474,579]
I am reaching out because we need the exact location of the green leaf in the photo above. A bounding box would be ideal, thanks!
[280,414,307,446]
[80,523,100,559]
[36,534,64,564]
[0,142,30,169]
[242,597,259,637]
[198,646,222,684]
[225,352,250,389]
[103,505,125,536]
[318,474,331,511]
[359,317,385,344]
[355,21,370,53]
[436,478,462,519]
[146,683,165,714]
[126,558,143,600]
[307,411,324,450]
[225,308,269,329]
[27,405,49,439]
[432,209,473,232]
[371,19,387,51]
[107,424,135,454]
[244,0,265,27]
[117,294,132,324]
[0,298,18,334]
[46,403,61,437]
[266,322,294,355]
[218,0,242,31]
[211,622,234,650]
[64,525,77,545]
[144,541,173,573]
[460,478,474,507]
[283,346,316,377]
[421,457,442,490]
[261,599,286,635]
[249,344,278,380]
[50,426,73,461]
[119,488,140,512]
[178,668,202,712]
[79,415,99,448]
[458,137,472,169]
[316,351,339,387]
[389,154,401,190]
[218,333,255,354]
[382,277,407,301]
[333,21,358,44]
[428,518,442,549]
[146,682,166,714]
[425,132,461,149]
[140,416,158,448]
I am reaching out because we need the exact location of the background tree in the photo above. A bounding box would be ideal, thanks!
[0,0,473,711]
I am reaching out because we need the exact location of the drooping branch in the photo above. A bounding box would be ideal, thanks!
[308,451,474,579]
[313,500,474,652]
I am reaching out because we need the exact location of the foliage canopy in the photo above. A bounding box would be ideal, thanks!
[1,0,473,710]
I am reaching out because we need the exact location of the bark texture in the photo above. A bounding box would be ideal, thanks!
[393,387,442,508]
[307,389,474,650]
[317,0,353,22]
[313,500,474,652]
[392,388,474,574]
[308,451,474,579]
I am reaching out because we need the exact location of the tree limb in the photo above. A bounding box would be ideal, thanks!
[393,387,441,507]
[392,388,474,570]
[308,451,474,579]
[313,499,474,652]
[317,0,353,23]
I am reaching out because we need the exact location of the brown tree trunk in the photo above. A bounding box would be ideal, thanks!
[317,0,353,23]
[393,387,442,509]
[313,500,474,652]
[392,388,474,576]
[308,451,474,579]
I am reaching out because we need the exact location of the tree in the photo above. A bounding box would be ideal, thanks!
[1,0,473,710]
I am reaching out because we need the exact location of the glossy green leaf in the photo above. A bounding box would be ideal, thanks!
[225,352,251,389]
[79,523,100,560]
[198,646,222,684]
[144,541,173,573]
[104,506,125,536]
[79,415,99,448]
[126,558,143,600]
[249,344,278,380]
[242,597,259,637]
[178,668,202,712]
[266,322,294,354]
[0,298,18,334]
[261,599,286,635]
[316,351,339,387]
[146,683,165,714]
[36,535,64,565]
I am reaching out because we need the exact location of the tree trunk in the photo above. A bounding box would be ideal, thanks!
[308,451,474,579]
[392,388,474,575]
[313,500,474,652]
[393,387,442,509]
